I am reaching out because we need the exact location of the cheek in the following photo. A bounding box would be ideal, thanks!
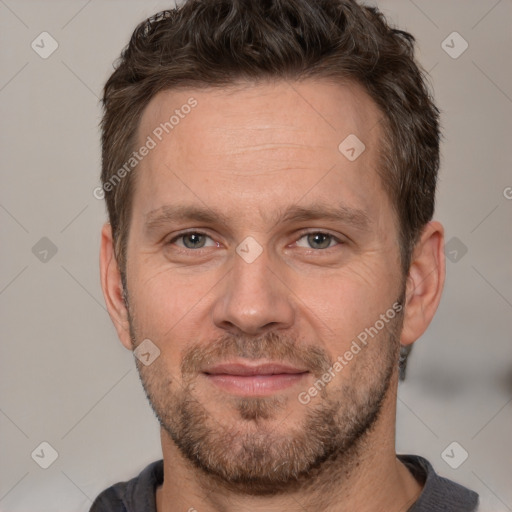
[292,260,398,352]
[128,265,211,347]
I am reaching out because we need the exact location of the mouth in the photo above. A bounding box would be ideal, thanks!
[202,362,309,396]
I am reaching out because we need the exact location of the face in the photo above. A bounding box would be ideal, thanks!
[122,79,406,491]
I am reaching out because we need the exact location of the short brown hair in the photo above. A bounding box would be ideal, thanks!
[101,0,440,278]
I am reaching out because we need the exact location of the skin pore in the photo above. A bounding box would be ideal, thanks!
[100,79,445,511]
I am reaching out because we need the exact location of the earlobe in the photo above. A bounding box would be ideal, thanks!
[400,221,446,346]
[99,223,133,350]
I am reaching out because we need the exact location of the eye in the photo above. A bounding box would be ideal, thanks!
[169,232,218,249]
[295,232,341,250]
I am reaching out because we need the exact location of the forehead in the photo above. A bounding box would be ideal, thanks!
[133,79,390,228]
[138,79,381,153]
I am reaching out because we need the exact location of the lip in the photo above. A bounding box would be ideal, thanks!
[202,361,309,396]
[204,362,308,376]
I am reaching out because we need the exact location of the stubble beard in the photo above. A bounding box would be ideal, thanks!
[128,303,403,495]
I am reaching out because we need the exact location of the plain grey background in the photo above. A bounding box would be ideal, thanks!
[1,1,511,510]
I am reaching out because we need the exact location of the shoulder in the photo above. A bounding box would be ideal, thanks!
[398,454,479,512]
[89,459,164,512]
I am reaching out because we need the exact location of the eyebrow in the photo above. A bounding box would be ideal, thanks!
[144,202,372,235]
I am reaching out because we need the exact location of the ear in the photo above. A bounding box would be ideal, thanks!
[99,223,133,350]
[400,221,446,346]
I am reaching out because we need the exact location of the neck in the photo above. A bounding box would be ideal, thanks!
[156,374,423,512]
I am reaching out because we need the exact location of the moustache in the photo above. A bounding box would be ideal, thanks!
[180,331,334,380]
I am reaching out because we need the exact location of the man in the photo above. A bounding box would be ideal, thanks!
[92,0,479,510]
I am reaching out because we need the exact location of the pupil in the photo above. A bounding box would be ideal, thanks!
[308,233,330,249]
[184,233,204,248]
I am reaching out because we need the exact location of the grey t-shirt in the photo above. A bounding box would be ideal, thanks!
[90,454,479,511]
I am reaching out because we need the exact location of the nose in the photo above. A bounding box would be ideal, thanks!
[211,244,295,336]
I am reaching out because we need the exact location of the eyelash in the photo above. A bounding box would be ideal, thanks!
[166,230,344,252]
